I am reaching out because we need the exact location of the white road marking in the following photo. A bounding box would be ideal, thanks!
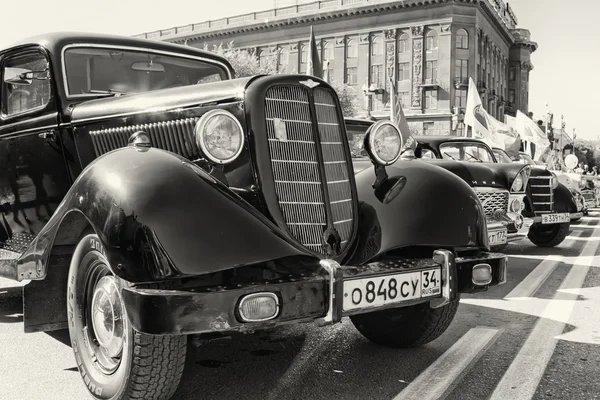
[505,228,585,299]
[392,327,500,400]
[489,220,600,400]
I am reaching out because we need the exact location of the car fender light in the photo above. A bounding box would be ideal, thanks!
[238,292,279,322]
[472,264,492,286]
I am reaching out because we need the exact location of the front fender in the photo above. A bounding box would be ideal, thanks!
[553,182,578,213]
[347,160,488,265]
[18,147,315,282]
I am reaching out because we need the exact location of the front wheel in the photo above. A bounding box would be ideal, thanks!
[350,297,460,348]
[67,234,187,400]
[527,222,569,248]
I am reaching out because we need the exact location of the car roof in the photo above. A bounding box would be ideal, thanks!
[1,31,234,73]
[414,135,488,146]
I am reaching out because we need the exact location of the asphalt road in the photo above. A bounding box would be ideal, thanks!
[1,209,600,400]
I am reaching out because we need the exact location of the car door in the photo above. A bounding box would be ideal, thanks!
[0,46,71,239]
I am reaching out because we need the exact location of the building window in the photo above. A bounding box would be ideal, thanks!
[424,89,438,109]
[278,47,289,72]
[455,88,467,109]
[398,33,409,54]
[398,62,410,81]
[509,66,515,81]
[259,50,269,66]
[346,67,358,85]
[425,30,438,50]
[456,29,469,49]
[425,61,437,82]
[371,64,383,88]
[455,59,468,83]
[347,39,358,58]
[509,89,516,104]
[423,122,435,134]
[372,35,383,56]
[400,91,410,108]
[323,41,334,62]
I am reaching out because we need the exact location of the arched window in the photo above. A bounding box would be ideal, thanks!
[347,38,358,58]
[323,41,334,61]
[300,44,308,64]
[371,35,383,56]
[398,33,409,54]
[456,29,468,49]
[278,46,289,71]
[425,30,438,50]
[259,50,268,66]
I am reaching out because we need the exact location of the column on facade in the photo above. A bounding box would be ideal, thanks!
[357,33,371,115]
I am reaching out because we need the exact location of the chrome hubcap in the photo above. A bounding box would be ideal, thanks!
[90,276,125,367]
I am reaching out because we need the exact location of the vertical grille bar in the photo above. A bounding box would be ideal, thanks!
[265,85,355,255]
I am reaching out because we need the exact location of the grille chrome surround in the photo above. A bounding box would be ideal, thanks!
[527,176,554,214]
[89,118,199,158]
[264,85,355,256]
[475,188,509,220]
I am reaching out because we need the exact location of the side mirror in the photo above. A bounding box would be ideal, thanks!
[4,67,33,85]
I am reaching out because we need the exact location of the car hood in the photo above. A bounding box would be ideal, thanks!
[420,159,529,189]
[70,76,257,124]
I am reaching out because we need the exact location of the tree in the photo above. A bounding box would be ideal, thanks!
[202,41,359,117]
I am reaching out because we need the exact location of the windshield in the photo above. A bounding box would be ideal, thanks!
[63,46,229,97]
[492,149,513,164]
[439,142,495,163]
[519,153,536,166]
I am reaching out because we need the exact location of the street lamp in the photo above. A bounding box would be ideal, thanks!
[362,83,381,120]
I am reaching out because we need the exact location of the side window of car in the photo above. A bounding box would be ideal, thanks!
[1,52,51,117]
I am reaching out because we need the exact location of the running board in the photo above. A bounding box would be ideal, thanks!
[0,233,35,280]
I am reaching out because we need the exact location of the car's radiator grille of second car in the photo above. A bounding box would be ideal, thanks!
[528,176,553,214]
[264,85,354,256]
[88,118,200,159]
[475,189,509,219]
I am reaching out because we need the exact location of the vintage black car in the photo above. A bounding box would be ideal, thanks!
[413,136,577,248]
[0,33,507,400]
[492,147,586,220]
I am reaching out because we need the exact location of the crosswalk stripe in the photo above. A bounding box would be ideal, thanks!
[392,327,500,400]
[489,220,600,400]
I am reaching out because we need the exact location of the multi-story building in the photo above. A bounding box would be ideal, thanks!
[134,0,537,136]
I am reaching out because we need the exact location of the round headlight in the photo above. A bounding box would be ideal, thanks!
[365,121,403,166]
[195,110,245,164]
[511,174,524,192]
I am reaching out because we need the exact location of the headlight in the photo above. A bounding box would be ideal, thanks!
[511,175,524,192]
[195,109,245,164]
[364,121,403,166]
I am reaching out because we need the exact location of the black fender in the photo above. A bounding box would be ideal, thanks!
[347,160,489,265]
[18,147,315,283]
[552,182,578,213]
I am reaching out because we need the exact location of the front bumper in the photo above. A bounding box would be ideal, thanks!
[121,251,508,335]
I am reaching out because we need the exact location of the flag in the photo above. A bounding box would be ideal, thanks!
[463,77,521,158]
[307,26,322,78]
[515,110,549,161]
[389,76,416,152]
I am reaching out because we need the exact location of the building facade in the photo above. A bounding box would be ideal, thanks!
[134,0,537,136]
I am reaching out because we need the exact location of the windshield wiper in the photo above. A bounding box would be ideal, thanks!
[465,152,483,162]
[88,89,130,96]
[443,152,457,160]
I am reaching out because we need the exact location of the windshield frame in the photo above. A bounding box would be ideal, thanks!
[438,140,497,163]
[492,148,513,164]
[60,43,233,100]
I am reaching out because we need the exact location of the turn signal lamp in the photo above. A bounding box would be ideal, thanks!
[238,293,279,322]
[509,197,523,213]
[472,264,492,286]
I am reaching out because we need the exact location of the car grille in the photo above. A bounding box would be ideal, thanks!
[264,85,354,256]
[527,176,554,214]
[583,190,595,201]
[475,189,509,220]
[88,118,200,159]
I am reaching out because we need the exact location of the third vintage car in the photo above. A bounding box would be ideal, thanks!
[0,33,507,399]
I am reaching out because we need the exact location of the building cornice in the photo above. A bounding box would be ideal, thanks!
[134,0,520,45]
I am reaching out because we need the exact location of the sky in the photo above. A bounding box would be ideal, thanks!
[0,0,597,140]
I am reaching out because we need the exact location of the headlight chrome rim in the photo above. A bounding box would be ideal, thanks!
[195,109,245,165]
[366,120,403,166]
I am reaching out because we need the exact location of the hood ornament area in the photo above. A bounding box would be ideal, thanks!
[300,79,320,89]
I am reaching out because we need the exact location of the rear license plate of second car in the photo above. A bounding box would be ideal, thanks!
[541,213,570,224]
[342,268,441,312]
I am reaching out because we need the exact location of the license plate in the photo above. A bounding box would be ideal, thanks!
[542,213,570,224]
[488,229,507,245]
[342,268,441,312]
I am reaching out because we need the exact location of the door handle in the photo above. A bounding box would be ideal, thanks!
[38,131,55,140]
